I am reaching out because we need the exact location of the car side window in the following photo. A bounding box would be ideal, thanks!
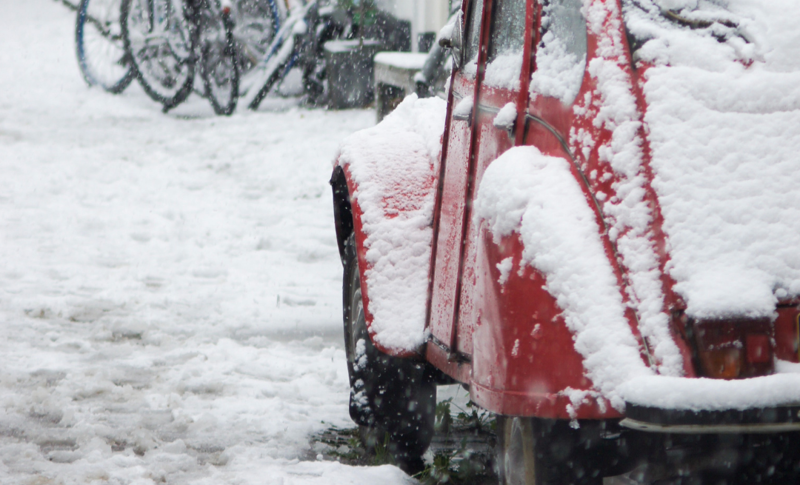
[464,0,485,76]
[530,0,588,104]
[484,0,527,89]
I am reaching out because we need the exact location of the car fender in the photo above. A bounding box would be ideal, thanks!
[331,95,447,358]
[469,145,651,418]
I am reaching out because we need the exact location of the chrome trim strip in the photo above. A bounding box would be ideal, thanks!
[620,417,800,434]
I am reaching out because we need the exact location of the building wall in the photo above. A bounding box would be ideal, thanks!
[375,0,454,51]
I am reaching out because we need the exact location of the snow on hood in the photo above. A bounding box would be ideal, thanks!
[336,95,447,352]
[624,0,800,319]
[475,146,652,410]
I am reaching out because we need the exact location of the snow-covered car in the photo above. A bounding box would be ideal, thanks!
[330,0,800,483]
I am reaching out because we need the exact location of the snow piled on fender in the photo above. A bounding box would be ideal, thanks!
[625,0,800,318]
[474,146,652,410]
[336,95,447,352]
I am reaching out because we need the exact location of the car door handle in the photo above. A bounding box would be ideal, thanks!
[453,111,471,122]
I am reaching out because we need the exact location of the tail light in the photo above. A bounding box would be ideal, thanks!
[689,318,774,379]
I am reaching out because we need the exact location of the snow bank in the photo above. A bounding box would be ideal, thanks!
[624,0,800,318]
[474,146,652,410]
[337,95,447,352]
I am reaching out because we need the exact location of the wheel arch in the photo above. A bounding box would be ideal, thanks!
[330,165,354,264]
[330,164,398,357]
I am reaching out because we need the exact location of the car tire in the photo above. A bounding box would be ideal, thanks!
[342,233,436,474]
[497,416,604,485]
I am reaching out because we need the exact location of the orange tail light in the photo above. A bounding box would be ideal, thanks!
[690,318,774,379]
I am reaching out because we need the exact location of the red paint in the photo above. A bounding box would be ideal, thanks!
[334,0,796,420]
[429,76,474,349]
[746,334,771,364]
[774,305,800,363]
[470,231,621,419]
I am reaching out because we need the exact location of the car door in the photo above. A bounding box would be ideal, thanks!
[428,0,486,354]
[454,0,528,357]
[429,0,529,358]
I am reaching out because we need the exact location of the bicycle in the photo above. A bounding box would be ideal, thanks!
[239,0,348,111]
[75,0,136,93]
[199,0,286,114]
[120,0,283,114]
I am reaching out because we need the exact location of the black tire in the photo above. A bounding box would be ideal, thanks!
[498,417,540,485]
[121,0,198,110]
[198,1,239,115]
[342,233,436,473]
[76,0,135,93]
[497,417,605,485]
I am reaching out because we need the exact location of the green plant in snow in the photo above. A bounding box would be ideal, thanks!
[371,431,395,466]
[335,0,378,27]
[435,398,453,434]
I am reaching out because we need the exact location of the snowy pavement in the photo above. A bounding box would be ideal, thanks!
[0,2,414,483]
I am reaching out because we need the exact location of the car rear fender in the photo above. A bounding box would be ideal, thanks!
[330,154,438,359]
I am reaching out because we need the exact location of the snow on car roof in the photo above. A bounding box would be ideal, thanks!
[624,0,800,319]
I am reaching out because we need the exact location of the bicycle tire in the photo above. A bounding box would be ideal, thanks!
[121,0,198,110]
[199,1,239,115]
[231,0,282,75]
[75,0,135,93]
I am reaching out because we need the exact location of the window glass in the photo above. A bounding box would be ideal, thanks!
[463,0,484,76]
[530,0,587,104]
[484,0,526,89]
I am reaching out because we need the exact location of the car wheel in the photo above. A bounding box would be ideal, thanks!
[341,233,436,473]
[498,417,539,485]
[497,416,604,485]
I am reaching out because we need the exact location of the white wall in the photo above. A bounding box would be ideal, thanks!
[375,0,452,51]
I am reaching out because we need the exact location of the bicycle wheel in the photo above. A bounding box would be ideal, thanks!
[198,1,238,115]
[239,2,306,110]
[121,0,198,110]
[232,0,281,72]
[76,0,135,92]
[233,0,282,100]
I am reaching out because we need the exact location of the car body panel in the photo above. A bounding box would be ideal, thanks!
[332,0,800,422]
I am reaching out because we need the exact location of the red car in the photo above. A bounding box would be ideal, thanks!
[331,0,800,483]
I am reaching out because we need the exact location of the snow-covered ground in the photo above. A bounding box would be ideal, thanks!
[0,2,415,483]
